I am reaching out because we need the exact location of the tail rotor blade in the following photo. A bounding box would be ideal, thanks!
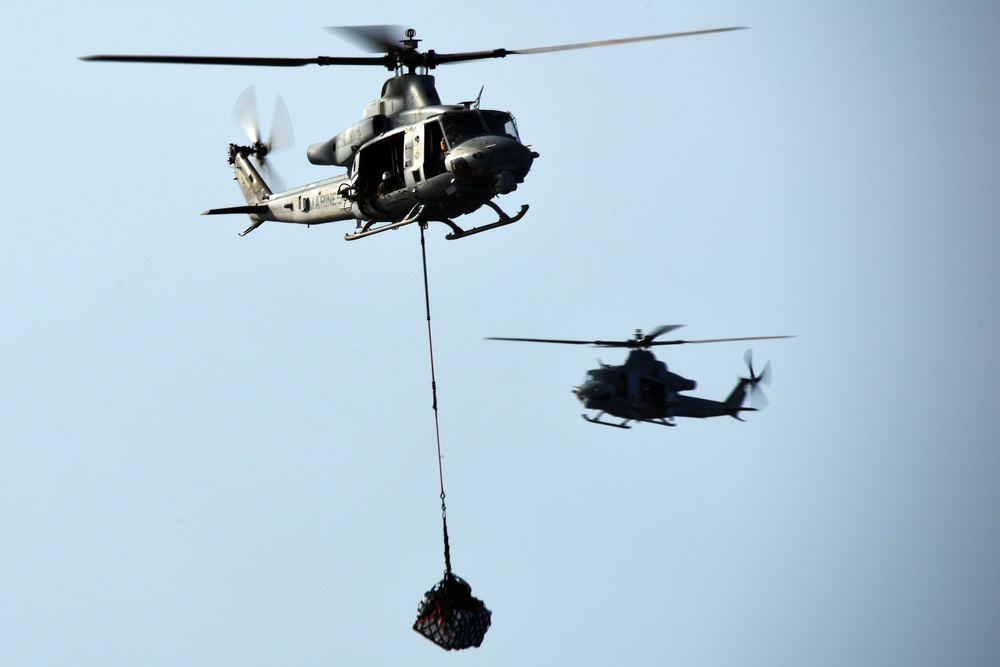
[267,94,294,153]
[743,350,771,410]
[758,360,772,386]
[750,385,769,411]
[229,87,294,191]
[257,160,285,193]
[232,85,261,145]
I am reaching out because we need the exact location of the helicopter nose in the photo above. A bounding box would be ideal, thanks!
[493,171,517,195]
[446,136,535,192]
[574,381,610,408]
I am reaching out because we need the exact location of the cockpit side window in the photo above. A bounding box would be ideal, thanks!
[424,120,449,177]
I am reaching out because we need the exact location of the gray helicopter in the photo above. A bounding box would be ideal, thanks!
[82,25,743,239]
[488,326,792,429]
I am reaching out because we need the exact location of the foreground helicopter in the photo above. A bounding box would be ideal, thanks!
[82,25,744,239]
[488,326,792,429]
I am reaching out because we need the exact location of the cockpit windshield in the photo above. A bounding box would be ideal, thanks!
[586,368,615,384]
[439,110,521,147]
[481,111,520,141]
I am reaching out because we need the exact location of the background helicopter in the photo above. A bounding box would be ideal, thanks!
[488,325,793,429]
[81,25,744,239]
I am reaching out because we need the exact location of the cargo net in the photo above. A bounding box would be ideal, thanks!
[413,573,491,650]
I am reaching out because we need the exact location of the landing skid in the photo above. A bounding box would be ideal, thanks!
[582,413,676,429]
[582,413,632,429]
[344,201,528,241]
[344,204,427,241]
[443,202,528,240]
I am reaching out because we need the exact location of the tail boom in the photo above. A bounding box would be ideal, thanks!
[202,149,358,235]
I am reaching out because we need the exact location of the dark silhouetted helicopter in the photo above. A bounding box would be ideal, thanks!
[488,326,792,429]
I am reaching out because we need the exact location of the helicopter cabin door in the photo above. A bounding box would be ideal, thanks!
[354,128,411,218]
[638,376,667,410]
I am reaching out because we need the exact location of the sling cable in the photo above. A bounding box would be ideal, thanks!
[410,222,491,651]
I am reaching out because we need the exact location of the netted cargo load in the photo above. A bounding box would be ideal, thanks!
[413,573,491,650]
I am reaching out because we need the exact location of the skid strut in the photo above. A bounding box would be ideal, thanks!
[582,413,633,429]
[345,201,528,241]
[582,412,676,428]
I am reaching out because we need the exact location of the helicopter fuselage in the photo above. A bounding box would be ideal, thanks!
[573,349,756,428]
[209,74,537,238]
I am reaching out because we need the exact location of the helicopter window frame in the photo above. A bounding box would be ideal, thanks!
[480,110,521,142]
[423,120,449,178]
[438,111,490,146]
[438,111,522,147]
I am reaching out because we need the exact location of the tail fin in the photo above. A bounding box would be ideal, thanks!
[232,149,273,206]
[724,380,754,420]
[201,149,273,236]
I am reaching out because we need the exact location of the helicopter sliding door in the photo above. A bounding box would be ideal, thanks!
[354,129,414,218]
[638,377,667,409]
[357,131,405,196]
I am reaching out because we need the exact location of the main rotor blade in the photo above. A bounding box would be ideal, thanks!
[485,335,674,347]
[81,26,745,71]
[644,324,685,341]
[327,25,407,53]
[485,337,597,346]
[507,26,747,55]
[486,332,793,348]
[80,54,389,67]
[429,27,747,66]
[648,335,795,346]
[428,49,512,65]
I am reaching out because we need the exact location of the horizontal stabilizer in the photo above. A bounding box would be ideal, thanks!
[202,205,270,216]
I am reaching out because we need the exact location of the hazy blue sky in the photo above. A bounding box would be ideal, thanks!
[3,2,999,665]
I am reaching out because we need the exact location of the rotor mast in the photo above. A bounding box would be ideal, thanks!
[395,29,425,75]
